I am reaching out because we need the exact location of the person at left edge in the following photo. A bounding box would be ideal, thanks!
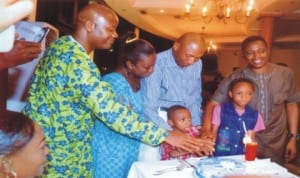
[0,112,49,178]
[22,3,215,177]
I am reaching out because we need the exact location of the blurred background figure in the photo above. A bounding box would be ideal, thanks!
[201,53,223,110]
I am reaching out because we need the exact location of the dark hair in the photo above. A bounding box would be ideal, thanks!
[167,105,189,120]
[116,32,155,65]
[241,35,268,55]
[228,78,255,92]
[0,112,35,155]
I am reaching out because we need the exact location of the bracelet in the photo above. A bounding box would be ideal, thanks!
[289,133,299,140]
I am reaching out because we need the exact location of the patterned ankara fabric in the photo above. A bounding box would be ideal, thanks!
[161,126,200,160]
[212,63,300,163]
[141,48,202,129]
[22,36,168,178]
[213,102,258,156]
[92,73,145,178]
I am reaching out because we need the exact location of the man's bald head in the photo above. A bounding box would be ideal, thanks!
[73,3,119,53]
[173,32,206,67]
[76,3,117,27]
[176,32,205,49]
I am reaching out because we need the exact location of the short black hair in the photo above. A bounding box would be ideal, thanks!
[167,105,189,120]
[228,77,255,92]
[241,35,268,57]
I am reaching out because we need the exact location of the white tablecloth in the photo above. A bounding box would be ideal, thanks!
[127,155,299,178]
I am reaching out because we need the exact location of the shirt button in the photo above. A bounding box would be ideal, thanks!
[234,144,238,147]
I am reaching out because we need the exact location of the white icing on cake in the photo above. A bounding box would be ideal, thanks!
[193,157,245,178]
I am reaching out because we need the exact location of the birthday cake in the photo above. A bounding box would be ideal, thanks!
[193,157,245,178]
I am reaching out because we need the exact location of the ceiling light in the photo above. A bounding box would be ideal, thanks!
[184,0,255,24]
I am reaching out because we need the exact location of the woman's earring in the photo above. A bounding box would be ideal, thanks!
[126,68,131,75]
[0,155,17,177]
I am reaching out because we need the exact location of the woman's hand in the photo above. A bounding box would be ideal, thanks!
[165,130,215,155]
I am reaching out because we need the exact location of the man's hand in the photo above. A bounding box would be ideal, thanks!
[0,0,34,30]
[285,138,297,162]
[165,130,215,155]
[201,100,219,139]
[0,40,41,70]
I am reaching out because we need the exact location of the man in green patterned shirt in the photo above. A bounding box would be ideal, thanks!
[23,3,214,178]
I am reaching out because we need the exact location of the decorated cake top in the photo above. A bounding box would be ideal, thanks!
[193,157,245,178]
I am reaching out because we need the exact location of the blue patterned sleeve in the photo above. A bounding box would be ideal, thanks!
[78,63,168,145]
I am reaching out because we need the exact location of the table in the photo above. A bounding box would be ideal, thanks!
[127,155,299,178]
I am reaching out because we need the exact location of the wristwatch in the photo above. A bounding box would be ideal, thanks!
[289,133,299,140]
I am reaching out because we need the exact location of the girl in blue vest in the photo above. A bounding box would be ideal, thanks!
[211,78,265,156]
